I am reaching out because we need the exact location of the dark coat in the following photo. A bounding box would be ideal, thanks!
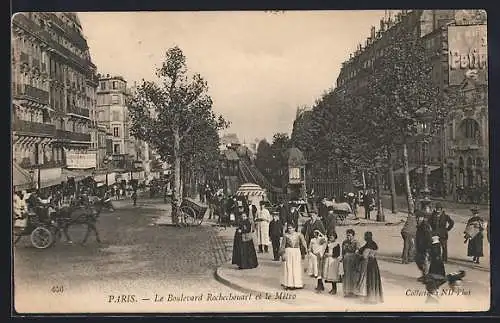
[287,209,300,231]
[268,219,283,239]
[279,204,289,226]
[301,218,326,246]
[322,213,337,236]
[415,221,432,254]
[429,211,454,239]
[318,203,329,219]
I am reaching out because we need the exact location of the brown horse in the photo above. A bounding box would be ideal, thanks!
[54,199,104,245]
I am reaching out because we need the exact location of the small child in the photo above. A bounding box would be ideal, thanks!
[308,230,327,291]
[323,232,342,295]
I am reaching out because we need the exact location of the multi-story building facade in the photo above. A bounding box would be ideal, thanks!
[12,12,98,189]
[334,10,488,200]
[96,75,151,180]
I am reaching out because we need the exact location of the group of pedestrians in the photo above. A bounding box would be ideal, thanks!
[401,201,486,267]
[230,196,384,304]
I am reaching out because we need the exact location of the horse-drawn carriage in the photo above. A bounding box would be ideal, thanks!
[14,196,107,248]
[13,208,58,249]
[178,198,208,226]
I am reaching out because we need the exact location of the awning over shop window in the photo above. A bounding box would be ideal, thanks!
[13,163,34,191]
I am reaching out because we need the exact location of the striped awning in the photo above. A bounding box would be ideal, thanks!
[13,163,34,191]
[236,183,266,197]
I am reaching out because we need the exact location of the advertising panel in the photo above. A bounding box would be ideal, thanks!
[66,152,97,169]
[448,24,487,85]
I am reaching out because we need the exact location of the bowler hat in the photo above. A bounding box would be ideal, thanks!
[435,202,443,209]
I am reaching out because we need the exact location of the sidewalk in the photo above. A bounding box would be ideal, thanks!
[215,249,489,311]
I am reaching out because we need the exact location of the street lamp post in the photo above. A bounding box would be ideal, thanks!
[375,156,385,222]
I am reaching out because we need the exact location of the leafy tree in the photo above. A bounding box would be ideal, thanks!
[127,46,229,224]
[255,139,274,178]
[362,21,457,216]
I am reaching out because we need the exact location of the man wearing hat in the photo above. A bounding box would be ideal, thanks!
[429,202,455,263]
[415,200,433,281]
[464,206,484,264]
[301,211,326,251]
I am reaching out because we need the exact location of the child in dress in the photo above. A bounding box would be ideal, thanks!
[323,232,342,295]
[307,230,327,291]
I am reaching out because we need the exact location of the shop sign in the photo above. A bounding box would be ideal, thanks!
[66,152,97,169]
[448,25,488,85]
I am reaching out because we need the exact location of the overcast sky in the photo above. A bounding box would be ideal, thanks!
[78,11,387,143]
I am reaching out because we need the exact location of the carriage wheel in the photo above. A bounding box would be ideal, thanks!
[180,206,196,226]
[30,226,54,249]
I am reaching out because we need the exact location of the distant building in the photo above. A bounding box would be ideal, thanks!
[335,10,488,199]
[96,74,150,180]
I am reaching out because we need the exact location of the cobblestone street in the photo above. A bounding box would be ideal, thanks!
[13,199,296,313]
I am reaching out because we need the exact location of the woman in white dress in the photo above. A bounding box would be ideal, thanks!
[280,223,308,290]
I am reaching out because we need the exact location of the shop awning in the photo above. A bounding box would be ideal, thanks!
[13,163,34,191]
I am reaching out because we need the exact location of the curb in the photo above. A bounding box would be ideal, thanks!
[376,255,490,273]
[213,266,262,295]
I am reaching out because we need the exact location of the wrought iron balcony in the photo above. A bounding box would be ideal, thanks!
[13,83,50,105]
[18,158,65,170]
[67,105,90,118]
[12,119,56,137]
[56,129,91,142]
[453,137,481,150]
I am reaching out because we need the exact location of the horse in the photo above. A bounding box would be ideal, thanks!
[54,198,105,245]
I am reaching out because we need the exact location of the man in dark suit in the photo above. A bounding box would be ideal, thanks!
[278,201,289,228]
[322,209,337,236]
[287,205,300,233]
[363,191,372,220]
[429,203,454,262]
[268,212,283,261]
[301,211,326,247]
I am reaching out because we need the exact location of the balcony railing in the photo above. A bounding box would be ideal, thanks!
[18,158,65,170]
[67,105,90,118]
[12,119,56,137]
[13,83,50,105]
[454,137,481,150]
[56,129,91,142]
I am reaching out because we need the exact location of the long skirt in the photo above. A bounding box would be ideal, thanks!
[323,257,341,282]
[365,257,383,303]
[342,253,359,296]
[467,232,484,257]
[306,253,323,278]
[231,231,242,266]
[281,248,303,288]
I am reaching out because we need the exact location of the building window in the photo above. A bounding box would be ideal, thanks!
[111,95,119,104]
[113,144,120,154]
[112,81,117,89]
[100,81,106,90]
[113,127,120,137]
[112,111,120,121]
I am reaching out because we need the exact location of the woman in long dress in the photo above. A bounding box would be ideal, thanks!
[231,213,258,269]
[280,223,308,290]
[323,232,342,295]
[341,228,360,297]
[354,231,383,303]
[464,208,484,264]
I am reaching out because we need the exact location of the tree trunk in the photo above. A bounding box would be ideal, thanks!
[376,170,385,222]
[173,128,181,225]
[402,143,415,215]
[388,149,397,214]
